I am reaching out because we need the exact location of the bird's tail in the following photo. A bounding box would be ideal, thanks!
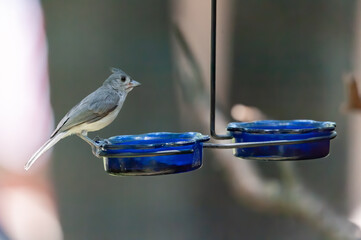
[24,132,66,171]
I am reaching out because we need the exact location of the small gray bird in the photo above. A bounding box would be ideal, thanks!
[25,68,140,170]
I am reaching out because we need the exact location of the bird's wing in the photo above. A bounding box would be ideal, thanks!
[51,87,120,137]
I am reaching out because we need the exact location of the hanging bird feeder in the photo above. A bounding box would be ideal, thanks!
[95,132,209,176]
[81,0,337,176]
[226,120,336,160]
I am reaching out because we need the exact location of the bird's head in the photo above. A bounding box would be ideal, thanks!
[104,67,141,93]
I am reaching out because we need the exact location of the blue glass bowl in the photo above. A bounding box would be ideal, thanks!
[227,120,336,160]
[95,132,210,176]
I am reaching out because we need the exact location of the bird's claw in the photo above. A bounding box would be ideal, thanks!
[93,136,103,142]
[91,136,111,149]
[93,136,111,145]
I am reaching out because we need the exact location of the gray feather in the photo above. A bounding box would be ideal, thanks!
[51,86,120,137]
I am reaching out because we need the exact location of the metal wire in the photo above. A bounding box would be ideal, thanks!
[96,149,195,158]
[210,0,232,140]
[203,131,337,149]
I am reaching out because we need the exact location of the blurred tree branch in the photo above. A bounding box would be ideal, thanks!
[172,25,361,240]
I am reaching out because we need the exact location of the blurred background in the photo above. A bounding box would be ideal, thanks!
[0,0,359,239]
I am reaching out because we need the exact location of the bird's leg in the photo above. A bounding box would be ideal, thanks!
[77,131,103,156]
[81,130,88,137]
[77,131,97,147]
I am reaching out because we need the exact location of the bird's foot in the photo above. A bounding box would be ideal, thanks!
[93,136,103,142]
[93,136,111,145]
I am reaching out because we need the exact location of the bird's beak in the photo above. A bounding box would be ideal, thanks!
[129,80,141,88]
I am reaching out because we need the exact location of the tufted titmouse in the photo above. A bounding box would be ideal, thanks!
[24,68,140,170]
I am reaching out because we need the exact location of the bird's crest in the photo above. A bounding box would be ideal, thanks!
[110,67,126,75]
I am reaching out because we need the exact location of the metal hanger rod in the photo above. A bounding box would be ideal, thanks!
[210,0,232,139]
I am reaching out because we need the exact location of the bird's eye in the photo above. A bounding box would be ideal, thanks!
[120,76,126,82]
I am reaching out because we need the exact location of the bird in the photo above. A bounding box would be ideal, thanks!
[24,67,140,170]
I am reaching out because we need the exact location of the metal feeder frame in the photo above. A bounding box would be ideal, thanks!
[78,0,337,163]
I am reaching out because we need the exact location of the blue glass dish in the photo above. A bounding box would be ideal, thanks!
[227,120,336,160]
[95,132,210,176]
